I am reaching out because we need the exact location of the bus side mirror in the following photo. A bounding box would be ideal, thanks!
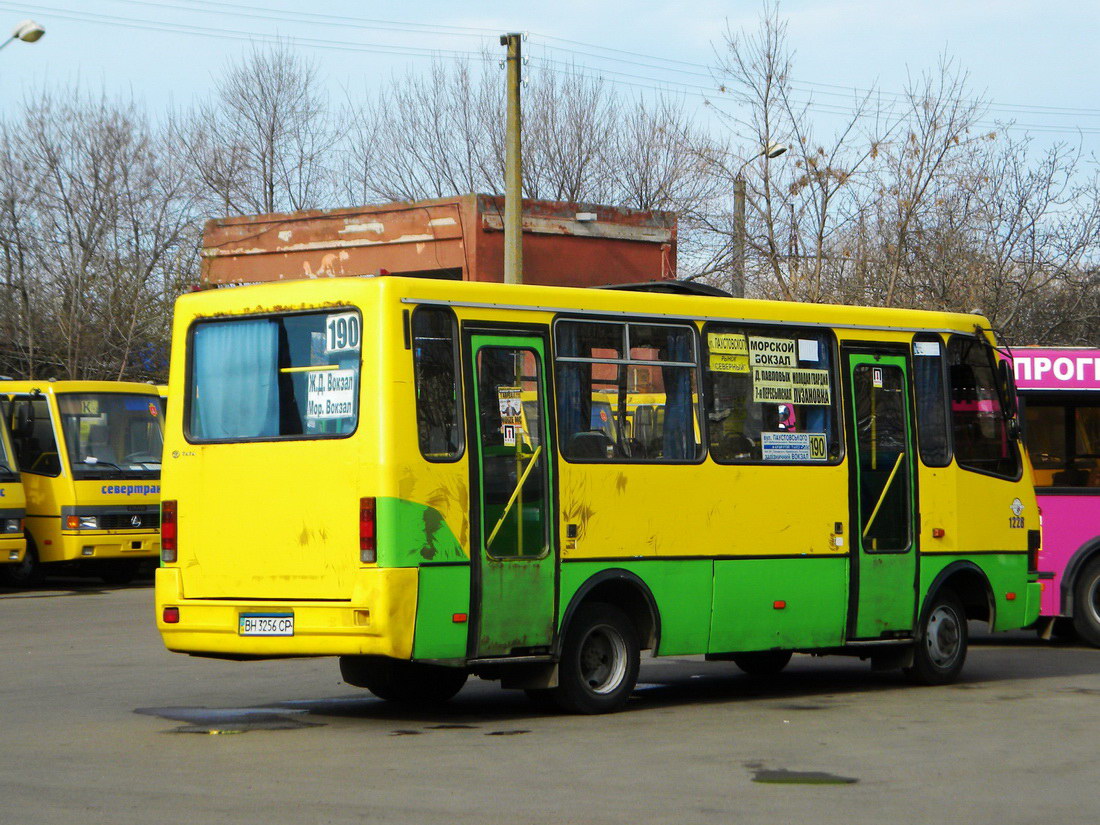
[998,359,1019,419]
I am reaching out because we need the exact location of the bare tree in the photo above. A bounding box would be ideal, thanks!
[705,3,887,301]
[182,42,342,216]
[0,88,196,380]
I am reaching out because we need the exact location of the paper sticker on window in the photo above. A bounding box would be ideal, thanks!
[324,312,361,354]
[709,332,748,354]
[798,339,820,362]
[498,386,522,424]
[790,368,832,405]
[761,431,828,462]
[749,336,796,368]
[502,423,517,446]
[80,399,99,415]
[306,369,356,419]
[914,341,941,356]
[753,367,794,403]
[708,333,749,373]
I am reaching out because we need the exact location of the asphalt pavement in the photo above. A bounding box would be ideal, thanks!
[2,577,1098,825]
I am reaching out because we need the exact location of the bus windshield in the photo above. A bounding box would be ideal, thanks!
[0,420,17,480]
[57,393,164,478]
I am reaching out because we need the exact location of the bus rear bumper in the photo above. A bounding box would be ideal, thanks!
[154,567,418,660]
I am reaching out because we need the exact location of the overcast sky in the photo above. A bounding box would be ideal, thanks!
[0,0,1096,153]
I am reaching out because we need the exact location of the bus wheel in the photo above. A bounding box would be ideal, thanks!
[99,559,141,586]
[554,602,639,714]
[1072,559,1100,647]
[732,650,793,676]
[1,538,43,587]
[339,656,468,705]
[905,589,967,685]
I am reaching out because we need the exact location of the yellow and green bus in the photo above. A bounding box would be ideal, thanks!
[0,412,26,566]
[0,380,164,586]
[156,276,1041,713]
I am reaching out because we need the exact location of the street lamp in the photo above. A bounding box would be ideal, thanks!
[732,142,788,299]
[0,19,45,51]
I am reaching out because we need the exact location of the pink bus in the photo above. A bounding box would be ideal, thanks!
[1014,348,1100,645]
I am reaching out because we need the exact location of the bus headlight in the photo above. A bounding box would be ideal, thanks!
[66,515,100,530]
[2,519,21,533]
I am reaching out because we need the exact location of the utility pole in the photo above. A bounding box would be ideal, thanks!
[501,32,523,285]
[731,143,788,299]
[732,175,747,299]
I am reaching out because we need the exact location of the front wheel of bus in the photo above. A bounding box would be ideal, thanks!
[339,656,468,706]
[905,589,967,686]
[1072,559,1100,648]
[554,602,639,714]
[1,537,43,588]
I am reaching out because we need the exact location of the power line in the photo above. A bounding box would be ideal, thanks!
[3,0,1100,136]
[0,0,494,59]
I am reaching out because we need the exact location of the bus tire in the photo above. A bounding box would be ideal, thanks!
[1,537,43,588]
[339,656,467,705]
[554,602,639,714]
[1072,559,1100,647]
[905,588,967,685]
[732,650,793,676]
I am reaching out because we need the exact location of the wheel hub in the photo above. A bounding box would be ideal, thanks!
[578,624,627,695]
[926,605,961,667]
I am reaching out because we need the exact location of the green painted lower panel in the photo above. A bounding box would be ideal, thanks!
[918,553,1037,632]
[377,497,467,568]
[711,558,849,651]
[560,560,713,655]
[412,565,471,660]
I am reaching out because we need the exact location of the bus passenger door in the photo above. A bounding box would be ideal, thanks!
[467,334,557,658]
[844,350,918,638]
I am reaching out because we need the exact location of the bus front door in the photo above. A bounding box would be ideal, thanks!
[844,350,918,638]
[468,334,557,658]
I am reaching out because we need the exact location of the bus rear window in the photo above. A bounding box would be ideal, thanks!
[188,310,361,441]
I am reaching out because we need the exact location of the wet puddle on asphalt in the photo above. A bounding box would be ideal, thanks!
[134,706,323,734]
[135,703,527,737]
[751,769,858,785]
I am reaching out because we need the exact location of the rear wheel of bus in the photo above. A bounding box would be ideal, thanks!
[553,602,640,714]
[339,656,468,706]
[732,649,793,676]
[1071,559,1100,647]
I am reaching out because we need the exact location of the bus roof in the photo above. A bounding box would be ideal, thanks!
[0,380,163,397]
[179,275,996,338]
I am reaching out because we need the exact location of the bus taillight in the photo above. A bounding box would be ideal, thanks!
[360,497,376,564]
[161,500,177,563]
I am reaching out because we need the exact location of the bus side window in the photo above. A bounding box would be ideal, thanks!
[412,306,462,461]
[912,335,951,467]
[703,325,840,464]
[555,319,701,463]
[9,396,61,476]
